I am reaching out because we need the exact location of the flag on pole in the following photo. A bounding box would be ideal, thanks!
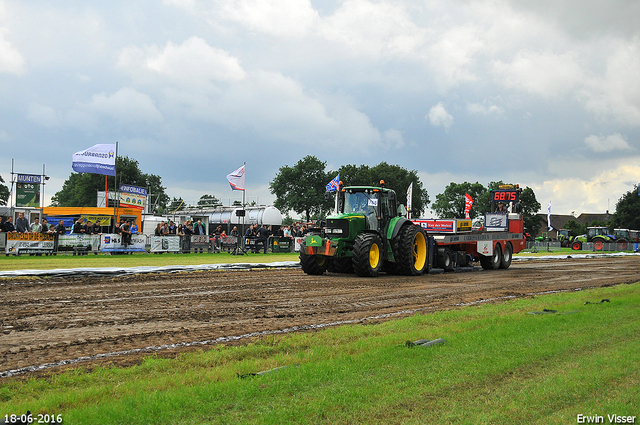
[326,174,340,192]
[547,201,553,231]
[406,182,413,218]
[464,193,473,219]
[227,164,246,191]
[72,144,116,176]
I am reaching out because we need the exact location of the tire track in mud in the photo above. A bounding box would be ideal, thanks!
[1,256,639,378]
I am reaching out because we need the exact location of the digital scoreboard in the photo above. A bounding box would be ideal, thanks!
[491,189,519,203]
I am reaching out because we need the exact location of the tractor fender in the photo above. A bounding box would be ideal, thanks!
[388,217,410,240]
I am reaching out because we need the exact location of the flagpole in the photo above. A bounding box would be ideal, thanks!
[113,141,118,230]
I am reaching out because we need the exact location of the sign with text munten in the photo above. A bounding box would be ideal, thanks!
[72,144,116,176]
[17,174,42,184]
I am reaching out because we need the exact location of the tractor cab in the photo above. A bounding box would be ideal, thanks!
[586,226,613,240]
[339,185,397,233]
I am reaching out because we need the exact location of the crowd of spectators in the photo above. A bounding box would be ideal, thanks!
[2,213,317,254]
[1,212,67,235]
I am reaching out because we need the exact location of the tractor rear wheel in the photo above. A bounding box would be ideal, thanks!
[617,239,629,251]
[352,233,384,277]
[593,238,605,251]
[299,244,328,275]
[397,225,429,275]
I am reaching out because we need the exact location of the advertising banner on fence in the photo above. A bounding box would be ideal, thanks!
[57,234,101,252]
[190,235,209,251]
[151,236,180,253]
[79,215,112,227]
[119,185,147,210]
[99,234,146,252]
[6,233,55,255]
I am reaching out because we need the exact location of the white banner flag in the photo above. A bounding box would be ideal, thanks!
[227,164,246,191]
[547,201,553,231]
[72,144,116,176]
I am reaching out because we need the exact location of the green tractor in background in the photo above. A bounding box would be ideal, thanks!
[557,229,571,247]
[571,226,616,251]
[300,181,429,277]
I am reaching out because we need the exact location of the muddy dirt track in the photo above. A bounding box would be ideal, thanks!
[1,255,639,379]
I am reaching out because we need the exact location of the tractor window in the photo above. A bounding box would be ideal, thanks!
[344,191,379,230]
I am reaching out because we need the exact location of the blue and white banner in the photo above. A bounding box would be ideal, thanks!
[72,144,116,176]
[326,174,340,192]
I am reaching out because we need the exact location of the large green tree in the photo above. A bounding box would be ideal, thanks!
[331,162,429,217]
[52,156,169,213]
[197,194,221,208]
[0,175,9,206]
[433,181,541,234]
[612,185,640,229]
[269,155,332,222]
[432,181,487,219]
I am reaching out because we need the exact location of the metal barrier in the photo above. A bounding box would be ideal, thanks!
[526,241,562,252]
[2,232,297,255]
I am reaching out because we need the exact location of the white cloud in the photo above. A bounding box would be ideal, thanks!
[27,103,62,128]
[222,0,318,37]
[466,100,504,116]
[537,162,640,214]
[492,50,585,98]
[580,40,640,126]
[118,37,247,94]
[319,0,427,59]
[584,133,632,152]
[84,87,163,124]
[383,129,404,149]
[0,6,26,76]
[427,102,454,131]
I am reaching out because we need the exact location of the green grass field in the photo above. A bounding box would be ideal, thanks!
[2,283,638,424]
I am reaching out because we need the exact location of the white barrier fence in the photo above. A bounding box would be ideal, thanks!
[1,233,297,255]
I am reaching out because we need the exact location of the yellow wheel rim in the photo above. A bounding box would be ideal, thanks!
[369,242,380,268]
[413,231,427,270]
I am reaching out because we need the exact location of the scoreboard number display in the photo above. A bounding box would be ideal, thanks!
[491,190,519,203]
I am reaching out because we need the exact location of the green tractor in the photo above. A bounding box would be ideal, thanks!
[299,181,429,277]
[612,228,631,250]
[571,226,615,251]
[557,229,571,247]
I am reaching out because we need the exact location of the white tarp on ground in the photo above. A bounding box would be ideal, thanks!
[0,261,301,278]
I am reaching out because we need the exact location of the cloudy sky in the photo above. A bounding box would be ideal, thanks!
[1,0,639,216]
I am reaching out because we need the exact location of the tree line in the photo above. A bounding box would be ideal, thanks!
[3,156,639,236]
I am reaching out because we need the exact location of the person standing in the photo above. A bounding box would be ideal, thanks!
[3,216,16,233]
[55,220,66,234]
[193,219,206,235]
[121,220,132,247]
[16,212,30,233]
[255,224,269,254]
[30,217,42,233]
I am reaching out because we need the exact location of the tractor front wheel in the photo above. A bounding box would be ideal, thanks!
[299,244,328,275]
[352,233,384,277]
[572,241,582,250]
